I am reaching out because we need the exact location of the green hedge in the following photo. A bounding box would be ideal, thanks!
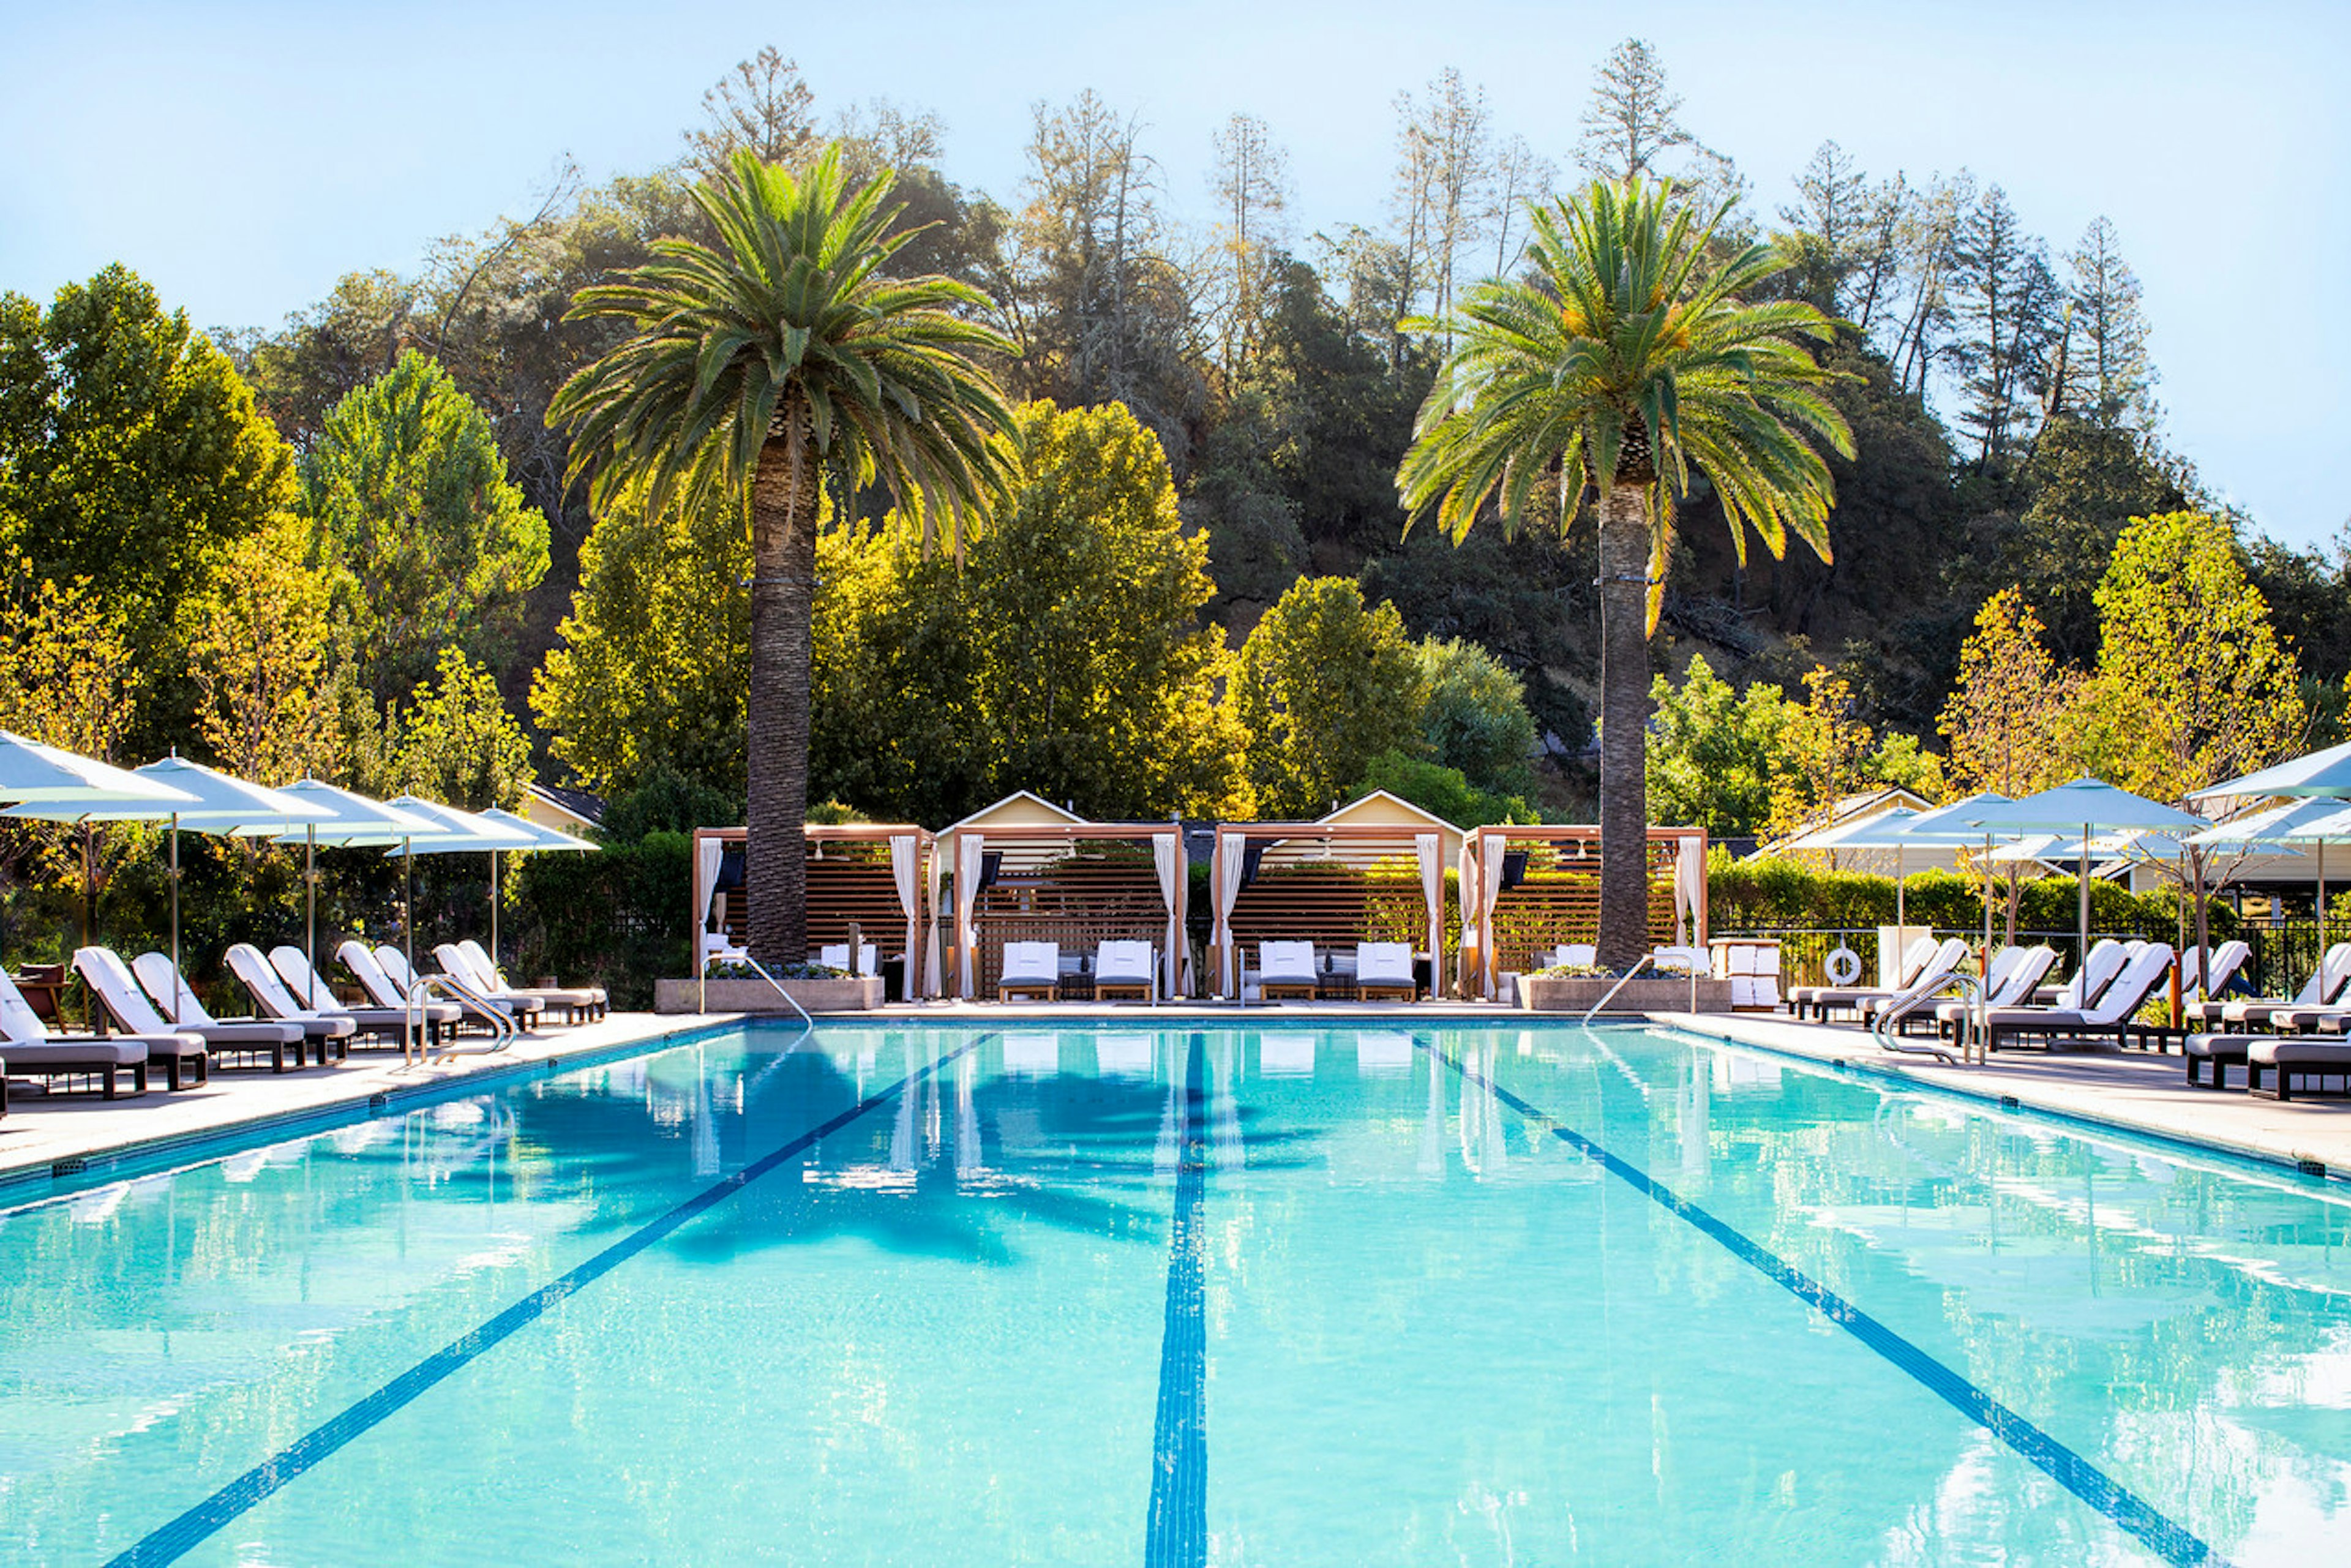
[1708,848,2228,944]
[504,831,691,1010]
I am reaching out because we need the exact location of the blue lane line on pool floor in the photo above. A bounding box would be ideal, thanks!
[1144,1031,1209,1568]
[1427,1041,2229,1568]
[107,1034,996,1568]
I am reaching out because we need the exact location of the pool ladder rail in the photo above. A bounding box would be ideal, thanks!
[1871,970,1984,1067]
[402,972,519,1067]
[1577,954,1701,1026]
[697,951,815,1035]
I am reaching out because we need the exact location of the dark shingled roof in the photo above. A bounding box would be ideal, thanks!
[531,782,607,826]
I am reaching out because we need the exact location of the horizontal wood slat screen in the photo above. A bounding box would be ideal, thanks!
[1488,838,1678,974]
[975,850,1166,997]
[1227,866,1442,996]
[709,844,912,961]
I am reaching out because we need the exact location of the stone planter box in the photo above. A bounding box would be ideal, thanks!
[1516,975,1733,1014]
[654,976,884,1015]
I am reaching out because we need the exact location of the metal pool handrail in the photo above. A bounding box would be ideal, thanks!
[404,974,515,1067]
[700,951,814,1035]
[1581,955,1654,1027]
[1870,972,1981,1066]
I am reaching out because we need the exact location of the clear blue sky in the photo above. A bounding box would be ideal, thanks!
[4,0,2344,547]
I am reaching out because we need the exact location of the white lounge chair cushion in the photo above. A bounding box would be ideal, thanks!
[999,942,1060,983]
[816,943,879,973]
[1094,941,1155,985]
[1259,942,1318,984]
[1355,943,1414,985]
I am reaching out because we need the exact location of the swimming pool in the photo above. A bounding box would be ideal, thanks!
[2,1021,2347,1565]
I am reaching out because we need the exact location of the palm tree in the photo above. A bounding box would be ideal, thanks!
[550,146,1018,964]
[1398,179,1853,967]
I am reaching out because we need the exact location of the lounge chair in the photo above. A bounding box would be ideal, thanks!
[223,943,377,1054]
[130,951,328,1072]
[1791,935,1938,1019]
[0,968,161,1098]
[2267,945,2351,1033]
[1092,940,1157,1002]
[381,944,539,1032]
[1256,941,1319,1002]
[443,941,602,1026]
[1932,946,2058,1035]
[2248,1036,2351,1101]
[1984,943,2176,1052]
[1862,940,1988,1033]
[1355,942,1418,1002]
[814,942,879,977]
[2183,1033,2255,1089]
[997,941,1060,1002]
[2180,940,2252,1002]
[1810,938,1970,1024]
[278,943,452,1046]
[71,948,243,1087]
[2207,943,2351,1030]
[1550,943,1597,969]
[1651,946,1707,975]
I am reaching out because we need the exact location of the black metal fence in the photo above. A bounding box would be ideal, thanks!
[1721,921,2344,997]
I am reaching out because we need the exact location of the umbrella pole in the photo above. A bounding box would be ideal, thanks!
[305,825,317,1000]
[169,814,181,1024]
[2321,839,2329,949]
[403,836,414,981]
[2079,823,2092,977]
[490,851,499,970]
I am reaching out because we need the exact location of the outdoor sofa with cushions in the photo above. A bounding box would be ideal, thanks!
[997,942,1060,1002]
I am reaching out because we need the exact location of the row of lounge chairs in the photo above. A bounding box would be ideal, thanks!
[988,940,1428,1003]
[2182,943,2351,1099]
[1,939,607,1103]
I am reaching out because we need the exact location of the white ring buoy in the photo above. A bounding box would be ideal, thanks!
[1824,947,1863,986]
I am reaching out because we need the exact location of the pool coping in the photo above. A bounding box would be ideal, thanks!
[8,1001,2348,1203]
[1656,1010,2351,1185]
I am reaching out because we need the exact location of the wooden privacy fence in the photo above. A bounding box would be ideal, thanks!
[1460,825,1709,997]
[950,824,1188,999]
[1208,823,1451,999]
[691,825,934,989]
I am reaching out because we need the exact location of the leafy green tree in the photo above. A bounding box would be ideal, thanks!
[189,511,350,786]
[1412,636,1537,795]
[1400,179,1851,964]
[301,350,549,700]
[549,145,1018,963]
[533,487,754,797]
[383,648,535,811]
[1235,576,1419,816]
[0,264,295,745]
[1644,655,1790,836]
[2076,511,2303,803]
[1348,749,1531,828]
[1937,587,2080,797]
[961,400,1251,817]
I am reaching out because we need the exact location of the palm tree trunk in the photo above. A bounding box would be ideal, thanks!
[1595,482,1652,970]
[745,405,819,967]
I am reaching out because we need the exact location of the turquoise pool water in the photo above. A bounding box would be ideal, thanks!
[2,1021,2349,1565]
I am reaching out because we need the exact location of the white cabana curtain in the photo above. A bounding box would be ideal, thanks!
[1457,839,1482,997]
[1215,833,1247,996]
[1673,835,1706,946]
[924,839,945,997]
[889,835,920,985]
[956,833,985,998]
[1414,833,1442,980]
[1153,831,1183,999]
[697,836,725,932]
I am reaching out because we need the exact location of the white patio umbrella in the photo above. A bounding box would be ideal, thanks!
[1780,808,1937,928]
[0,743,204,953]
[2189,738,2351,806]
[242,782,440,988]
[474,807,599,966]
[4,756,328,1019]
[2268,800,2351,943]
[381,798,539,970]
[1954,778,2208,972]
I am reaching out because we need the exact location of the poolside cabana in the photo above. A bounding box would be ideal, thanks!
[1458,824,1708,999]
[939,794,1187,1000]
[1207,802,1460,999]
[691,823,934,997]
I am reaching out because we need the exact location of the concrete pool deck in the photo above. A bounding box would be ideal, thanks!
[6,1000,2347,1199]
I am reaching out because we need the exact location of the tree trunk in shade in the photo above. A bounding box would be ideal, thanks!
[745,400,817,966]
[1594,481,1654,970]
